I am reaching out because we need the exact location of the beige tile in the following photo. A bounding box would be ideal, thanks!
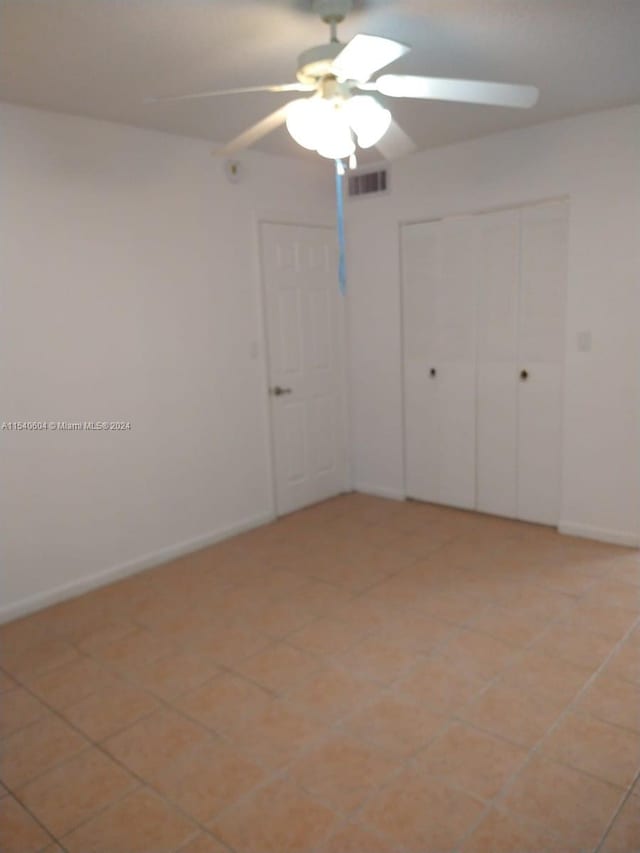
[68,618,138,651]
[28,656,120,711]
[231,642,321,694]
[242,598,317,637]
[17,747,137,837]
[177,834,229,853]
[185,623,271,666]
[600,793,640,853]
[62,787,197,853]
[380,610,456,653]
[417,721,528,800]
[320,823,400,853]
[460,807,578,853]
[459,682,562,748]
[396,656,486,715]
[330,596,398,634]
[0,613,56,655]
[229,699,327,768]
[439,629,517,680]
[0,795,53,853]
[338,634,421,685]
[85,626,175,673]
[501,649,592,705]
[155,739,265,822]
[561,601,638,641]
[176,671,273,733]
[0,687,48,738]
[288,615,372,657]
[584,579,640,612]
[289,734,398,813]
[132,650,220,700]
[287,667,380,723]
[0,713,88,788]
[361,767,485,853]
[209,778,337,853]
[342,694,445,758]
[415,590,481,626]
[284,578,355,615]
[469,604,549,648]
[0,670,18,693]
[63,680,158,741]
[502,755,623,850]
[606,641,640,685]
[577,673,640,732]
[103,707,210,784]
[0,638,79,682]
[541,711,640,788]
[532,623,618,670]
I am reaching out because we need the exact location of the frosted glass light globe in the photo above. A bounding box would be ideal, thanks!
[346,95,391,148]
[315,104,355,159]
[286,99,330,150]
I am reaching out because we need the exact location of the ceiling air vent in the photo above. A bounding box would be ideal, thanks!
[347,168,388,198]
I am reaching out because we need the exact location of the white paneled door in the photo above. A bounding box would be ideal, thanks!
[260,222,346,516]
[402,216,477,510]
[402,199,568,527]
[517,201,568,524]
[475,208,520,518]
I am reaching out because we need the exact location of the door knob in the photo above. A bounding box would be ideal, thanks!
[271,386,292,396]
[520,369,529,381]
[429,367,437,378]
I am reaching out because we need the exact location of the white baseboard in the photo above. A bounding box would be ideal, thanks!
[0,511,276,625]
[558,521,640,548]
[354,483,406,502]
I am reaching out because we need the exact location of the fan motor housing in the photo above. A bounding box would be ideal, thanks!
[296,42,344,84]
[311,0,353,23]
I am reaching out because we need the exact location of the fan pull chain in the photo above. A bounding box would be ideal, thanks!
[335,159,347,295]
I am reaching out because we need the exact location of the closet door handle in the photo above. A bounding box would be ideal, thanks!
[429,367,437,378]
[520,369,529,381]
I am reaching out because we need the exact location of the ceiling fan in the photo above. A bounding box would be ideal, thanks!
[148,0,539,162]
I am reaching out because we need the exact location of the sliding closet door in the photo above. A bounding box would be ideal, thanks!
[403,216,476,509]
[517,201,568,524]
[403,221,440,503]
[475,209,520,517]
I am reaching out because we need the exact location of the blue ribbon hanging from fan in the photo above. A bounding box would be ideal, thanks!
[335,160,346,295]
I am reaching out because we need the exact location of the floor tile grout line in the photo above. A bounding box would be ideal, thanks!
[2,500,635,853]
[448,608,640,853]
[594,766,640,853]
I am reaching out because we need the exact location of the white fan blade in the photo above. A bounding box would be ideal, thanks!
[375,118,417,160]
[215,102,295,156]
[147,83,313,104]
[375,75,539,108]
[332,34,410,82]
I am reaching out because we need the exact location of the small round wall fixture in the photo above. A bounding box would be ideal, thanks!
[224,159,242,183]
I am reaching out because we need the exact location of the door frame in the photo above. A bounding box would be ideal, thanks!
[254,214,352,518]
[398,194,570,524]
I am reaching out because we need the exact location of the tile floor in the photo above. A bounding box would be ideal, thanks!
[1,493,639,852]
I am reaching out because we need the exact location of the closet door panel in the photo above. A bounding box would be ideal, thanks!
[475,209,520,517]
[517,364,563,525]
[436,216,477,509]
[477,366,518,517]
[517,201,568,524]
[437,363,477,510]
[519,201,568,364]
[402,221,441,503]
[404,360,439,502]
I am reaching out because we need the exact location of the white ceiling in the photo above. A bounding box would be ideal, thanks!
[1,0,639,161]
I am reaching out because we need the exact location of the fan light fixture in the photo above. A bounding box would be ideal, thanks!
[285,95,391,159]
[148,0,539,163]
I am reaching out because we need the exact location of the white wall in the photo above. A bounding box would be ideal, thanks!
[0,103,334,620]
[347,105,640,546]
